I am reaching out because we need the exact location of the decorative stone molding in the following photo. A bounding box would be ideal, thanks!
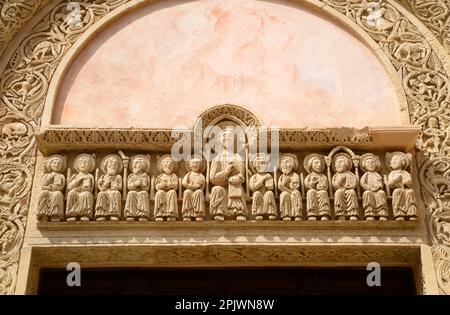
[418,152,450,294]
[31,244,421,266]
[397,0,450,51]
[194,104,261,130]
[36,128,176,153]
[0,0,50,57]
[22,244,422,294]
[35,126,421,155]
[1,0,450,294]
[431,245,450,294]
[35,219,418,231]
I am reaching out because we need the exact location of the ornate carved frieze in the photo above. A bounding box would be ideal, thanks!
[0,0,51,57]
[31,244,421,267]
[397,0,450,51]
[431,245,450,294]
[35,142,421,224]
[35,126,422,155]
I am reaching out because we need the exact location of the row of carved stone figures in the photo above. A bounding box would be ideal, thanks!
[37,149,418,223]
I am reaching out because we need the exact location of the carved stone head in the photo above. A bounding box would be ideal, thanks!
[333,153,353,173]
[220,128,235,152]
[386,152,411,171]
[250,153,271,174]
[73,154,96,174]
[130,155,150,174]
[279,153,298,175]
[360,153,381,173]
[304,154,325,174]
[187,156,205,173]
[101,155,123,176]
[45,155,66,173]
[158,155,177,175]
[1,122,28,141]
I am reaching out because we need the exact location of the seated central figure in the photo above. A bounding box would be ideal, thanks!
[210,128,247,221]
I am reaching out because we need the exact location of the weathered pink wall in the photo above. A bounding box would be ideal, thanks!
[53,0,403,128]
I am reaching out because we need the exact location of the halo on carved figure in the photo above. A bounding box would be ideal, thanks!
[279,153,299,171]
[332,153,353,173]
[100,154,123,174]
[249,153,272,173]
[185,155,206,174]
[44,154,66,173]
[73,154,96,173]
[129,154,150,173]
[157,154,178,173]
[194,104,261,131]
[360,153,381,172]
[304,153,325,173]
[386,151,412,170]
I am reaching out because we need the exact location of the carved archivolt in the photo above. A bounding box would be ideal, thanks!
[1,0,450,294]
[0,0,51,57]
[397,0,450,51]
[195,105,261,130]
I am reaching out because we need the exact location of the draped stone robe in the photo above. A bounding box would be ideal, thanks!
[154,173,179,219]
[304,172,330,218]
[332,171,359,217]
[360,171,387,218]
[66,172,95,218]
[278,172,302,219]
[37,172,65,219]
[182,171,206,219]
[124,172,150,219]
[210,153,247,217]
[95,174,122,218]
[387,169,418,218]
[249,173,277,217]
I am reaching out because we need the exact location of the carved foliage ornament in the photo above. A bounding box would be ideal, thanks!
[0,0,51,56]
[397,0,450,51]
[0,0,450,294]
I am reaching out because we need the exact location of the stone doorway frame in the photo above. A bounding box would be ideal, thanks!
[16,243,438,294]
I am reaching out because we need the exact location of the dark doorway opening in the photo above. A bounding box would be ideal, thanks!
[38,267,416,295]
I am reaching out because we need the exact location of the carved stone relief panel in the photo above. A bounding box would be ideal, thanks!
[34,137,421,224]
[1,0,450,295]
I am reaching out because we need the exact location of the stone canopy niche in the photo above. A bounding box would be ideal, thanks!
[35,105,420,229]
